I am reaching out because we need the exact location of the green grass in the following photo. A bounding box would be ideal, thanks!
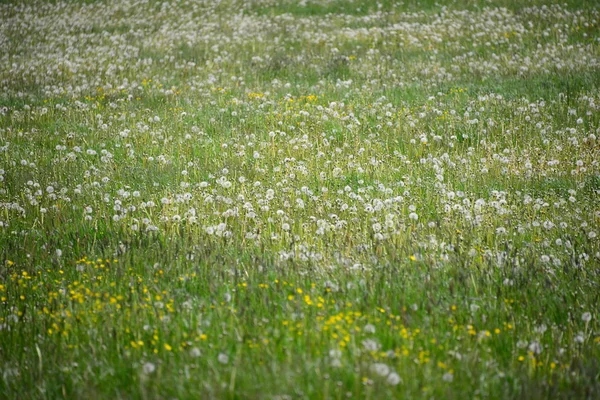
[1,0,600,398]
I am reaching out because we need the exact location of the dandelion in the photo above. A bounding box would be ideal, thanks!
[142,362,156,374]
[582,312,592,322]
[190,348,201,358]
[370,363,390,377]
[386,372,402,385]
[362,339,381,352]
[528,341,542,354]
[442,372,454,382]
[218,353,229,364]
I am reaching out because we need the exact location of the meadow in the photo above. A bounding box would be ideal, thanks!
[0,0,599,398]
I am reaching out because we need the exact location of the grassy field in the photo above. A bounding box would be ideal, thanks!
[1,0,599,398]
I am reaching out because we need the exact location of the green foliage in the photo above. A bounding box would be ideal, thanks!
[1,0,599,398]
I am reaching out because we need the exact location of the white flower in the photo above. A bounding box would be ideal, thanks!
[363,324,376,334]
[189,348,201,358]
[534,324,547,334]
[329,349,342,359]
[362,339,381,352]
[582,312,592,322]
[370,363,390,377]
[442,372,454,382]
[528,341,542,354]
[142,362,156,374]
[386,372,402,385]
[218,353,229,364]
[408,212,418,221]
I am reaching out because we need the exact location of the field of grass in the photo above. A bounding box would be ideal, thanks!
[1,0,599,398]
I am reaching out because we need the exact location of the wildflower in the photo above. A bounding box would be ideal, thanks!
[142,362,156,374]
[363,324,376,334]
[528,341,542,354]
[582,312,592,322]
[386,372,402,385]
[362,339,381,352]
[190,348,201,358]
[218,353,229,364]
[370,363,390,377]
[329,349,342,359]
